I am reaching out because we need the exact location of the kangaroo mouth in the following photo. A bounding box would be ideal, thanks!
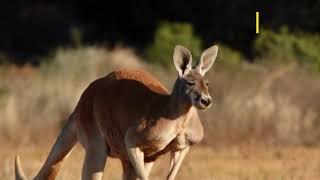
[193,94,213,110]
[195,103,212,110]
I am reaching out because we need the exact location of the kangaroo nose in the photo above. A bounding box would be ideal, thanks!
[200,96,212,106]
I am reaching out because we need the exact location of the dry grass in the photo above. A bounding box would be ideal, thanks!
[2,140,320,180]
[202,62,320,146]
[0,46,320,179]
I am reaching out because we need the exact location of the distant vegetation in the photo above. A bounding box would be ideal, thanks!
[255,27,320,71]
[145,22,247,70]
[215,44,245,68]
[145,23,320,73]
[2,1,319,62]
[146,22,202,69]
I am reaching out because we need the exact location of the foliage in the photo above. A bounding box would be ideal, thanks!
[146,22,202,69]
[254,27,320,71]
[0,52,9,64]
[217,44,244,68]
[70,26,84,48]
[3,1,320,64]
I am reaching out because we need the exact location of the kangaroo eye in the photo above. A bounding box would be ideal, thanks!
[205,81,210,86]
[186,80,196,86]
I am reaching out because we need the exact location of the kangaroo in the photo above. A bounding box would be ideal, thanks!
[15,45,218,180]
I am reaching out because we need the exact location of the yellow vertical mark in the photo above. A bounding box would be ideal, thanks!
[256,12,259,34]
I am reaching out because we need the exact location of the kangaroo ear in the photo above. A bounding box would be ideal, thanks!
[196,45,218,75]
[173,45,193,76]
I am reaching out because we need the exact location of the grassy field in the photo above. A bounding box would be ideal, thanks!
[1,46,320,180]
[1,138,320,180]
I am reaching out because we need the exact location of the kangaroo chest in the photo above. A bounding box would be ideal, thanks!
[169,123,203,150]
[170,109,204,149]
[143,111,203,161]
[168,131,191,150]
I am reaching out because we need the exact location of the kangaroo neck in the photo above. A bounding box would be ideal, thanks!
[165,80,192,120]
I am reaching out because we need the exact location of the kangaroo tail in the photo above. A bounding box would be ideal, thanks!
[15,155,27,180]
[15,113,78,180]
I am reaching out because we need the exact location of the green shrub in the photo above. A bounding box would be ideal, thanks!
[70,26,84,48]
[146,22,202,69]
[254,27,320,71]
[0,52,9,64]
[217,44,244,67]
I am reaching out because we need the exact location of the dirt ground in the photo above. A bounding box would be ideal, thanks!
[1,138,320,180]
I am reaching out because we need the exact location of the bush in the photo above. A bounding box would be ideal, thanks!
[217,44,244,68]
[146,22,202,69]
[254,27,320,71]
[0,52,9,64]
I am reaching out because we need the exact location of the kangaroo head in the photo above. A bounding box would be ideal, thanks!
[173,45,218,110]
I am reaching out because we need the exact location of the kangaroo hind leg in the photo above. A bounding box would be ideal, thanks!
[34,114,78,180]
